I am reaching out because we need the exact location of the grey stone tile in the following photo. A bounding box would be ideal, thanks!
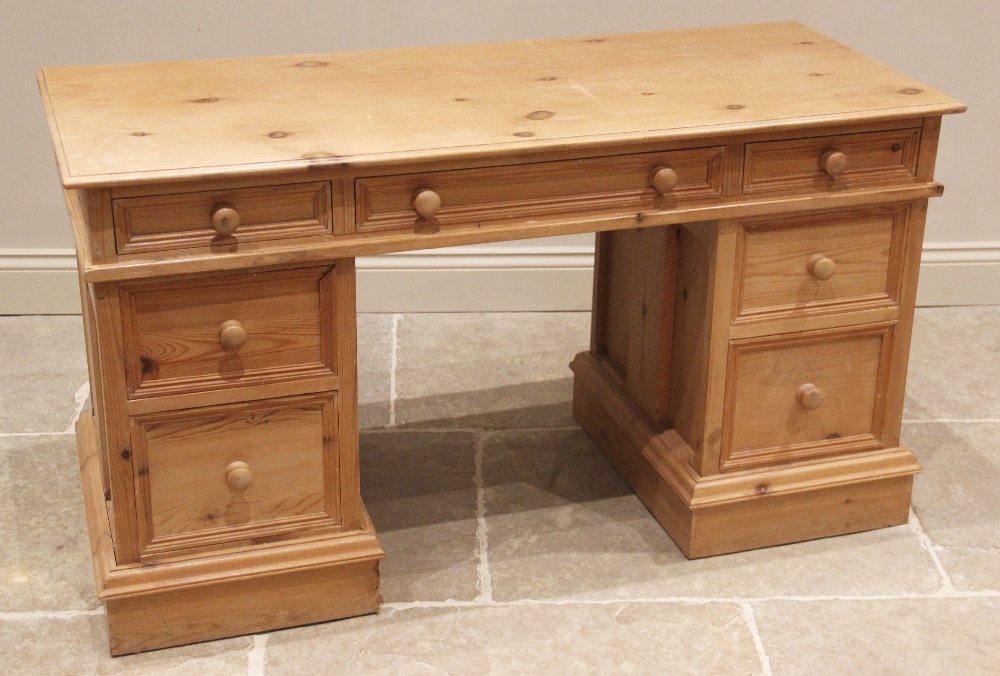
[394,313,590,428]
[755,598,1000,675]
[905,421,1000,590]
[936,547,1000,592]
[0,316,89,433]
[360,430,479,602]
[0,615,250,675]
[905,306,1000,420]
[266,602,762,675]
[357,313,393,429]
[0,435,99,611]
[906,422,1000,548]
[483,429,943,602]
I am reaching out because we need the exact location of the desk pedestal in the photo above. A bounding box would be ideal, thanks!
[573,210,925,556]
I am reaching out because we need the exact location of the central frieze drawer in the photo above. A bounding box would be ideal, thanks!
[130,392,342,559]
[355,147,727,233]
[120,266,337,398]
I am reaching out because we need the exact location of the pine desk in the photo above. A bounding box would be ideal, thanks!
[38,21,965,654]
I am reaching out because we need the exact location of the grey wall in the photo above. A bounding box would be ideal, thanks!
[3,1,995,252]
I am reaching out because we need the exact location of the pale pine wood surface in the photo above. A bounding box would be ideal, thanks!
[136,398,329,541]
[112,181,332,255]
[742,127,921,194]
[593,226,677,425]
[734,207,904,319]
[355,146,726,233]
[723,325,890,470]
[120,266,336,398]
[39,22,964,188]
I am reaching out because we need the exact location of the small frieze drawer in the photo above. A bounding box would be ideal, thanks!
[742,128,921,195]
[112,181,332,255]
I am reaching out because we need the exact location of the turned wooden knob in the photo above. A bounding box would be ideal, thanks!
[412,189,442,218]
[210,204,241,235]
[797,383,824,410]
[649,166,679,194]
[808,253,836,281]
[820,150,848,176]
[226,461,253,492]
[218,319,247,352]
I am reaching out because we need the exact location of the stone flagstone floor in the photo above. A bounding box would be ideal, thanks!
[1,308,999,674]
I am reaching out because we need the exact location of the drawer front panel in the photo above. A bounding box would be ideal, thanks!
[721,325,893,471]
[121,266,336,398]
[735,206,908,321]
[131,393,341,556]
[113,181,332,255]
[356,147,726,233]
[743,128,920,194]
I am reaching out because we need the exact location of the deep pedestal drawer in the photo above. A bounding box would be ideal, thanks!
[130,391,343,560]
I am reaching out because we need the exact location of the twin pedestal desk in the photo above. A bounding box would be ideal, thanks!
[38,22,964,654]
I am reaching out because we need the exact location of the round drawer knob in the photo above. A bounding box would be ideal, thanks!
[226,461,253,492]
[808,253,836,281]
[412,189,442,218]
[649,166,679,194]
[211,204,241,235]
[820,150,848,176]
[218,319,248,352]
[797,383,824,410]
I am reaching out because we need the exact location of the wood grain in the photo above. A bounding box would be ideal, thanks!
[733,206,908,321]
[82,182,946,284]
[721,324,893,471]
[355,147,725,233]
[333,258,363,532]
[916,117,943,182]
[131,393,340,556]
[75,414,117,596]
[881,200,929,447]
[743,127,921,194]
[120,266,336,398]
[123,373,339,416]
[689,474,914,558]
[665,224,714,463]
[37,22,964,188]
[692,221,739,476]
[93,282,142,563]
[113,181,332,255]
[105,558,380,655]
[728,305,900,340]
[593,225,678,426]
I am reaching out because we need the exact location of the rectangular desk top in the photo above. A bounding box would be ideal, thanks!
[39,21,964,189]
